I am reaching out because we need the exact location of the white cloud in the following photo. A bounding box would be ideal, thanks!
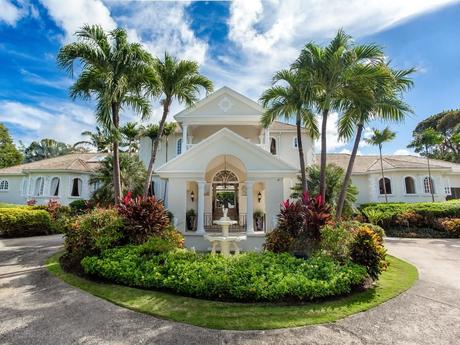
[393,149,411,155]
[314,112,348,152]
[0,0,35,25]
[39,0,116,42]
[20,68,73,89]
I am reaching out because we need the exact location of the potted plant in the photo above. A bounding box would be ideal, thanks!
[253,210,265,232]
[186,209,196,231]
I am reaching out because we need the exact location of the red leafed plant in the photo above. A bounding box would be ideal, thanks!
[117,195,170,244]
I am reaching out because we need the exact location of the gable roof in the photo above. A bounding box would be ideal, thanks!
[174,86,263,123]
[321,153,460,174]
[0,153,108,175]
[157,127,298,177]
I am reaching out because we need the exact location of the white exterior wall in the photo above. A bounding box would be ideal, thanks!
[0,172,94,206]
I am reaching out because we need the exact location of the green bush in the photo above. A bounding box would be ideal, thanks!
[63,208,124,261]
[69,199,90,215]
[438,218,460,237]
[82,248,367,302]
[319,224,352,263]
[264,228,294,253]
[349,226,387,280]
[0,208,52,237]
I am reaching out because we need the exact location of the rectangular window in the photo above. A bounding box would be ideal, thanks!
[71,178,82,197]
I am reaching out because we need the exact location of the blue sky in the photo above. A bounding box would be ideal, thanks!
[0,0,459,156]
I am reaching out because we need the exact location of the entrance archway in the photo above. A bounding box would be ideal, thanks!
[212,169,239,220]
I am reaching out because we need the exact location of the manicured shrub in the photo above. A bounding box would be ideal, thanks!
[319,224,352,263]
[341,221,385,243]
[349,226,387,280]
[63,208,123,261]
[69,199,90,215]
[264,228,294,253]
[0,208,52,237]
[116,195,170,244]
[394,210,424,228]
[160,226,185,248]
[437,218,460,237]
[82,248,367,302]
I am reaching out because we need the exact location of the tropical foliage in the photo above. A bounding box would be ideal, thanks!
[74,127,113,153]
[57,25,155,204]
[21,138,75,162]
[143,53,213,196]
[408,109,460,163]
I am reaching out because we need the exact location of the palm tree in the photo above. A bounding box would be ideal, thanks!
[120,122,141,154]
[162,122,177,163]
[57,25,156,204]
[365,127,396,202]
[22,138,73,162]
[260,69,318,194]
[335,65,415,218]
[408,128,443,202]
[74,127,112,152]
[293,29,385,200]
[143,53,213,197]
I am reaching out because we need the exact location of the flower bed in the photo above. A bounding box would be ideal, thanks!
[81,242,367,302]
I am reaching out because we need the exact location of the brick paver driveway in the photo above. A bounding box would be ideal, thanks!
[1,235,459,345]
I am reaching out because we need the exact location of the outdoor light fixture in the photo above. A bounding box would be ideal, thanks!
[190,191,195,202]
[258,191,262,203]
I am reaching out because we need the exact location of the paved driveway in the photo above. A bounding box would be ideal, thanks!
[0,235,459,345]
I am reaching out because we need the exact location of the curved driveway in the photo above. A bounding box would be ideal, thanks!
[0,235,459,345]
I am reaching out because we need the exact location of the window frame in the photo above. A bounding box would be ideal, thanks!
[269,137,277,155]
[176,138,182,155]
[0,179,9,191]
[378,177,392,195]
[34,177,45,196]
[50,177,60,197]
[423,176,435,194]
[70,177,83,197]
[404,176,416,194]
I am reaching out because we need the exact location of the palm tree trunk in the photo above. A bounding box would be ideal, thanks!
[111,102,122,205]
[319,108,329,200]
[379,144,388,203]
[336,123,363,220]
[143,97,171,197]
[296,114,308,194]
[426,145,435,202]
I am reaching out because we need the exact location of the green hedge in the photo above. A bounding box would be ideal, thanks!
[0,208,52,237]
[82,245,367,302]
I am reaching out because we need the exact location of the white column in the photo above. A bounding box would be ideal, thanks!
[264,128,270,151]
[181,124,188,154]
[246,181,254,234]
[197,181,205,234]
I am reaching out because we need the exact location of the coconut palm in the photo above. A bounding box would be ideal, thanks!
[260,69,318,194]
[293,29,385,200]
[57,25,157,204]
[74,127,112,152]
[408,128,443,202]
[143,53,213,197]
[120,122,141,154]
[335,65,415,218]
[365,127,396,202]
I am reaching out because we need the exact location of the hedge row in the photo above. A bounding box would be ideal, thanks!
[82,242,367,302]
[0,208,52,237]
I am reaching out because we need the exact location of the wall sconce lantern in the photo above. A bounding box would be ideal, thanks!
[190,191,195,202]
[257,191,262,203]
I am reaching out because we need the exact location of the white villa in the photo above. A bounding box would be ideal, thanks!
[1,86,460,249]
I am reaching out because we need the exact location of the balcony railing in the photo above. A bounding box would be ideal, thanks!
[203,213,266,233]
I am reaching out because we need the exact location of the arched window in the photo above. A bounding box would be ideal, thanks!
[71,178,82,197]
[213,170,238,183]
[34,177,44,196]
[404,177,416,194]
[0,180,8,191]
[50,177,60,196]
[176,138,182,155]
[379,177,392,195]
[424,177,435,194]
[270,137,277,155]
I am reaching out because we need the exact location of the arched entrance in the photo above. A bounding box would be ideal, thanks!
[212,169,239,220]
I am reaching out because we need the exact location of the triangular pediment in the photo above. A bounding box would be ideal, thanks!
[157,128,298,177]
[174,87,263,121]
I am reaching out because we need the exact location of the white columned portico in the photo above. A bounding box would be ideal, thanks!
[246,181,254,234]
[197,180,205,234]
[181,124,188,154]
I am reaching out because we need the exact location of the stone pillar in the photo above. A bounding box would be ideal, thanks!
[181,124,188,154]
[264,128,270,151]
[197,181,205,234]
[246,181,254,234]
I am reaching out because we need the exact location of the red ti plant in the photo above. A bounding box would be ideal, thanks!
[301,192,332,241]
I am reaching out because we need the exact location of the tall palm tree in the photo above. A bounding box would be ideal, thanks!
[260,69,318,194]
[335,65,415,218]
[365,127,396,203]
[293,29,385,200]
[74,127,112,152]
[143,53,213,197]
[57,25,156,204]
[120,122,141,154]
[408,128,443,202]
[162,122,177,163]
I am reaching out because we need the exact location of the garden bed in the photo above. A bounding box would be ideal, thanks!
[47,252,417,330]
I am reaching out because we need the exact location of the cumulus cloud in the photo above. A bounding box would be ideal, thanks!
[314,112,348,152]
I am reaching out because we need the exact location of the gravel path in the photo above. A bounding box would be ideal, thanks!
[0,235,459,345]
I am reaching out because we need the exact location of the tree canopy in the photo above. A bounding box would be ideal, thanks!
[21,138,75,162]
[408,109,460,162]
[0,123,23,168]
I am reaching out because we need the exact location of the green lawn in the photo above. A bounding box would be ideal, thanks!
[46,253,417,330]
